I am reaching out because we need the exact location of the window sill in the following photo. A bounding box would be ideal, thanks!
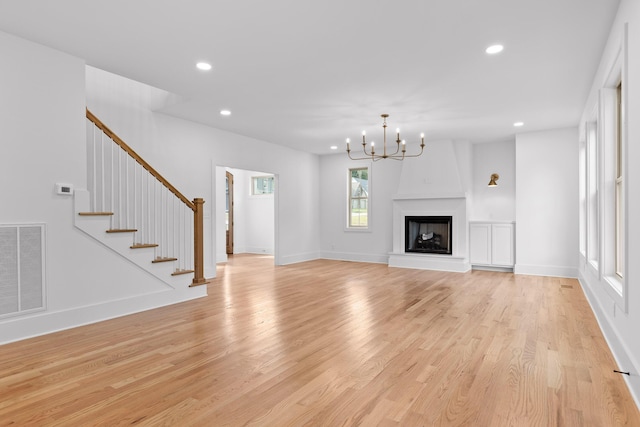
[604,275,623,297]
[344,227,371,233]
[604,274,626,313]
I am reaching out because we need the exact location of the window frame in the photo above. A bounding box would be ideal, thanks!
[251,175,275,196]
[347,166,371,231]
[585,119,599,273]
[597,25,627,312]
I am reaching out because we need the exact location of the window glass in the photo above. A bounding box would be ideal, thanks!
[252,176,274,195]
[349,168,369,228]
[615,81,624,278]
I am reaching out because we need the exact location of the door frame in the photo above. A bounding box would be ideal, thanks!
[226,171,234,254]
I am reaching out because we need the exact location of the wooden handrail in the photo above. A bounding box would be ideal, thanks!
[86,108,195,211]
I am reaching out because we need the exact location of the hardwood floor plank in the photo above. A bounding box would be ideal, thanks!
[0,254,638,426]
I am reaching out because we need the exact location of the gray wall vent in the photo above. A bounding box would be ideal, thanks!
[0,224,46,318]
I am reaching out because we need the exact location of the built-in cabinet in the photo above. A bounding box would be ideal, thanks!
[469,221,515,268]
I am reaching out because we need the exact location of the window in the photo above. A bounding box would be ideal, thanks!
[598,69,624,299]
[580,24,627,312]
[251,176,274,195]
[348,167,369,228]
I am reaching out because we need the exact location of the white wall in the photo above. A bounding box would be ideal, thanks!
[470,141,516,221]
[85,67,319,268]
[515,128,579,278]
[577,0,640,406]
[0,32,205,344]
[319,153,403,263]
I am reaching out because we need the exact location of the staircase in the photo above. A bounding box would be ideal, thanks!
[74,109,205,288]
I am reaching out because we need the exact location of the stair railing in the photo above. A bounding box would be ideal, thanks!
[85,109,205,286]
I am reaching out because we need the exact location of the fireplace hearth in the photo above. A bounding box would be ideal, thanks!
[405,216,452,255]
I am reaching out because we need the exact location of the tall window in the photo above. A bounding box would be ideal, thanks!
[348,167,369,228]
[598,79,623,298]
[615,81,624,278]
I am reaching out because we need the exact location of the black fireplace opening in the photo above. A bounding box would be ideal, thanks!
[405,216,452,254]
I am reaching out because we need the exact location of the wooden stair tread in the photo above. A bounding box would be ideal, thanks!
[131,243,159,249]
[152,257,178,263]
[79,212,114,216]
[106,229,137,233]
[171,269,194,276]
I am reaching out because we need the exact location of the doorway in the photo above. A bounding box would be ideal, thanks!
[226,171,234,254]
[216,166,276,264]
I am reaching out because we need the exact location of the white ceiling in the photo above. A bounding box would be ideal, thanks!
[0,0,618,154]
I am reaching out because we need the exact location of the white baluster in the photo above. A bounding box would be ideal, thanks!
[91,125,97,211]
[100,131,105,212]
[110,137,114,229]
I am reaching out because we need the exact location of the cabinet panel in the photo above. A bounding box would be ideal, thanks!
[469,223,492,265]
[491,223,514,266]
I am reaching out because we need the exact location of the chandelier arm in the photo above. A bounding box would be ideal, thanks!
[347,150,374,160]
[404,148,424,157]
[348,148,383,161]
[385,141,402,157]
[398,146,425,158]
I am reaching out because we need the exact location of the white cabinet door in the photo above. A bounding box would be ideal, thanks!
[491,223,514,266]
[469,222,515,267]
[469,223,492,265]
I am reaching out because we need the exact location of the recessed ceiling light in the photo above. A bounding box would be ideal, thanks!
[513,121,524,127]
[196,62,212,71]
[485,44,504,54]
[330,145,338,150]
[220,109,231,116]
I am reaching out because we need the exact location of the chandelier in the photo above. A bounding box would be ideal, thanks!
[346,114,425,161]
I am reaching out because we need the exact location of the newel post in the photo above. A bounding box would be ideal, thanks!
[191,197,206,286]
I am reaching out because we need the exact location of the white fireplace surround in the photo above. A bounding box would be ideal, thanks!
[388,194,471,272]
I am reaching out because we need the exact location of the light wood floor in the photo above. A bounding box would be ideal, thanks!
[1,255,638,426]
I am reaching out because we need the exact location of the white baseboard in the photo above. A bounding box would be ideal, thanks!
[278,251,320,265]
[514,263,578,278]
[0,286,207,345]
[320,251,389,264]
[244,247,275,255]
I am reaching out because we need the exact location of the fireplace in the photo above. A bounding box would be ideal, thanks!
[404,216,452,255]
[390,195,469,272]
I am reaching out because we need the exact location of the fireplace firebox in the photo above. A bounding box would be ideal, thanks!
[405,216,452,254]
